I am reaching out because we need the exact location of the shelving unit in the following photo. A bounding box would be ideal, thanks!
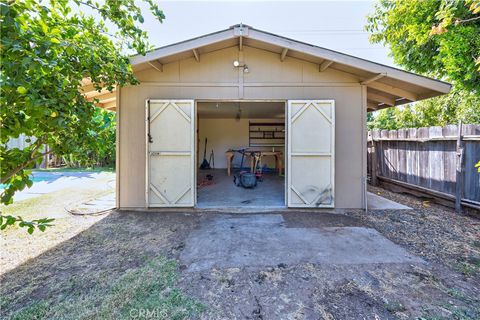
[249,122,285,147]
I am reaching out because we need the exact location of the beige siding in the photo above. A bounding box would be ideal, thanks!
[119,45,364,208]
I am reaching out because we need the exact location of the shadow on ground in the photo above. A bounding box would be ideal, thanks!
[1,207,479,319]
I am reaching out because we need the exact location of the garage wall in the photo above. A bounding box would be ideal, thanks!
[198,118,284,169]
[119,45,365,208]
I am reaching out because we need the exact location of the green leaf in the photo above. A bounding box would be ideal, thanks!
[1,0,157,214]
[16,86,27,94]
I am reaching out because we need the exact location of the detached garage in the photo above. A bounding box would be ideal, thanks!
[91,24,450,210]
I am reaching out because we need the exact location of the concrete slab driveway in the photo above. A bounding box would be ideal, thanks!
[176,212,436,319]
[180,214,422,272]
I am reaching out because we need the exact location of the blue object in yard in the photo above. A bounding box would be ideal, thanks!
[240,172,257,188]
[0,173,47,190]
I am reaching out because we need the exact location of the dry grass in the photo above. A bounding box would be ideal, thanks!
[1,172,115,274]
[4,256,204,320]
[359,185,480,276]
[1,209,205,319]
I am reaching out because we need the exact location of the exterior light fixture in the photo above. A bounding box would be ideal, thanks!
[233,60,249,73]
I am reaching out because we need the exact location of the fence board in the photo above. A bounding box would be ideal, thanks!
[368,124,480,208]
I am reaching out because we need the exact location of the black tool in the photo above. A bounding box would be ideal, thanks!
[208,149,215,169]
[200,138,210,169]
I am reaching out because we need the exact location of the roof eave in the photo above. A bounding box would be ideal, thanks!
[130,28,234,66]
[129,24,452,104]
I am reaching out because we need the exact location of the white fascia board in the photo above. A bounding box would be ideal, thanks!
[247,29,451,94]
[130,29,234,65]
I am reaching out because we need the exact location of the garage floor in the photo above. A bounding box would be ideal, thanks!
[197,169,284,208]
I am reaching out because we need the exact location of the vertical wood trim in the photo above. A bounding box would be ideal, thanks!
[287,101,292,207]
[361,85,367,209]
[371,140,378,186]
[145,99,150,208]
[331,100,336,208]
[115,86,121,209]
[284,100,288,207]
[238,51,244,98]
[455,121,463,212]
[192,100,197,206]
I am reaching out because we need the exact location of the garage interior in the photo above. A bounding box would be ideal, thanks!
[196,101,286,207]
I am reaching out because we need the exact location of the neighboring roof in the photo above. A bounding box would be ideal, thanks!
[88,24,451,112]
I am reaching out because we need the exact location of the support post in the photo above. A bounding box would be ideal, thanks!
[455,121,464,213]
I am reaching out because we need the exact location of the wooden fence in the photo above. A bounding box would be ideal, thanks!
[367,124,480,211]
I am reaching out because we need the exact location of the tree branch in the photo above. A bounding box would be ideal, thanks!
[0,139,51,184]
[455,16,480,24]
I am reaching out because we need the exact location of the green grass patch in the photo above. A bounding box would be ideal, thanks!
[384,301,406,313]
[454,261,478,277]
[6,257,204,320]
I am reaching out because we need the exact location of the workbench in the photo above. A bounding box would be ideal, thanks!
[225,150,283,176]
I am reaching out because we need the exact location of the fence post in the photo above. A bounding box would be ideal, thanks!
[371,139,378,186]
[455,121,464,213]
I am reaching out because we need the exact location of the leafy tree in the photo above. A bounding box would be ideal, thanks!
[368,89,480,130]
[368,107,399,130]
[366,0,480,92]
[62,108,116,168]
[393,105,420,128]
[0,0,164,232]
[366,0,480,130]
[412,89,480,126]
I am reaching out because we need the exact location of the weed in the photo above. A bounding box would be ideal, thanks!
[10,301,50,320]
[385,301,406,313]
[454,261,477,277]
[4,257,205,320]
[445,288,466,300]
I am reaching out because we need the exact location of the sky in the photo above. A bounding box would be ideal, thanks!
[134,0,395,66]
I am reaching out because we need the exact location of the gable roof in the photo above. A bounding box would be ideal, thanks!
[88,24,451,112]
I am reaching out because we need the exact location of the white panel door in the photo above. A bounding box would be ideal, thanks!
[287,100,335,208]
[146,100,195,207]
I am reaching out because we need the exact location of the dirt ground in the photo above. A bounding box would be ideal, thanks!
[0,171,115,274]
[1,186,479,319]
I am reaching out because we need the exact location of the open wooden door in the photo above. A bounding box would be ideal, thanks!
[146,100,195,207]
[287,100,335,208]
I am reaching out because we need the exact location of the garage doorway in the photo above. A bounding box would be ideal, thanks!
[196,101,286,208]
